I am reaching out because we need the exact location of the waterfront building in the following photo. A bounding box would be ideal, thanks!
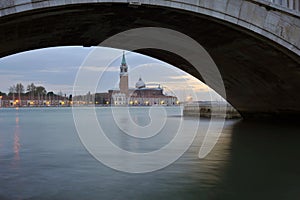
[0,93,69,107]
[119,52,129,96]
[95,52,178,106]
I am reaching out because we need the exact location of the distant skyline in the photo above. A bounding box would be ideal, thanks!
[0,46,224,102]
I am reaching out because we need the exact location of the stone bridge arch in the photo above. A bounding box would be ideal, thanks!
[0,0,300,118]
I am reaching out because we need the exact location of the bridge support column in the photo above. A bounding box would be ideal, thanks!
[294,0,300,11]
[288,0,294,10]
[282,0,288,7]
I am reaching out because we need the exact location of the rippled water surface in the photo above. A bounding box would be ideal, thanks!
[0,107,300,200]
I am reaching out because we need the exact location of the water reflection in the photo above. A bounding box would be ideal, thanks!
[12,113,20,168]
[0,108,300,199]
[97,107,182,153]
[214,121,300,199]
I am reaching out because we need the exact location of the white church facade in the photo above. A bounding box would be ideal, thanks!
[98,52,179,106]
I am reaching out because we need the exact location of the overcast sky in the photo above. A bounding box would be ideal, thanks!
[0,46,224,101]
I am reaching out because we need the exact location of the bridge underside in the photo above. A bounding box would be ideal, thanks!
[1,3,300,119]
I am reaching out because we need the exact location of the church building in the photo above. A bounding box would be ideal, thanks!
[96,52,178,106]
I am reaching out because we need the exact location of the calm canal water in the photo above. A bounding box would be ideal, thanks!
[0,107,300,200]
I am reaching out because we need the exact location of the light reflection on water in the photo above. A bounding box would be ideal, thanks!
[13,113,20,167]
[0,107,299,200]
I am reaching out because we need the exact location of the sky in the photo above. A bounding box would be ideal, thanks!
[0,46,224,102]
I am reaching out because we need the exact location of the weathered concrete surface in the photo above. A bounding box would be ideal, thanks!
[1,0,300,56]
[183,102,242,119]
[0,0,300,119]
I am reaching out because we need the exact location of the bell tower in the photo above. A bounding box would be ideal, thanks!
[119,51,129,96]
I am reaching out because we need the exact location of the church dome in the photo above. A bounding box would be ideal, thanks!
[135,77,146,89]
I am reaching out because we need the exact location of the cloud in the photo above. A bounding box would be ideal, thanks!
[0,46,91,69]
[36,66,78,73]
[81,66,119,72]
[0,74,25,92]
[38,69,66,73]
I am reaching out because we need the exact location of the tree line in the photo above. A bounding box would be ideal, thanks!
[8,83,47,96]
[0,83,67,99]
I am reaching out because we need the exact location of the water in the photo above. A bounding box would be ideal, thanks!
[0,107,300,199]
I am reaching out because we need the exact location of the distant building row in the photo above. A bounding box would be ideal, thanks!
[0,93,70,107]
